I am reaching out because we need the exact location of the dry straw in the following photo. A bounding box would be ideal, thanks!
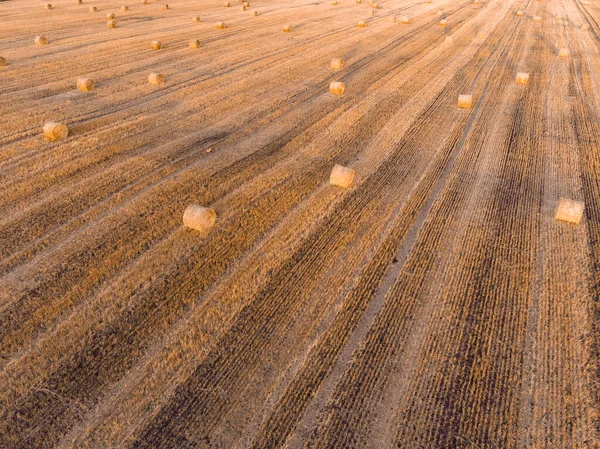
[77,77,94,91]
[330,165,355,188]
[253,10,258,15]
[224,1,230,6]
[77,0,83,4]
[558,48,569,57]
[581,24,589,30]
[437,9,443,15]
[141,0,148,4]
[329,81,345,95]
[371,10,374,16]
[371,2,378,7]
[148,73,164,85]
[35,36,48,45]
[243,1,249,6]
[122,5,129,11]
[151,40,162,49]
[356,0,361,3]
[45,4,53,9]
[401,16,410,23]
[183,205,216,232]
[533,16,541,22]
[516,10,523,16]
[0,57,6,66]
[332,1,338,4]
[389,15,396,22]
[445,35,453,43]
[439,19,447,26]
[555,198,584,224]
[107,12,115,19]
[216,21,226,28]
[457,94,472,108]
[331,58,344,70]
[189,39,200,48]
[193,16,200,22]
[515,72,529,85]
[90,5,97,11]
[358,20,366,27]
[241,4,247,10]
[43,122,69,140]
[283,24,292,32]
[107,20,117,28]
[162,4,169,9]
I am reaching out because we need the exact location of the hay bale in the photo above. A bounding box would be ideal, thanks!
[148,72,164,85]
[43,122,69,140]
[107,12,115,18]
[371,10,375,16]
[437,9,443,15]
[252,10,258,15]
[90,5,97,11]
[515,72,529,85]
[151,40,162,49]
[457,94,472,108]
[356,0,361,3]
[558,48,569,57]
[439,19,447,26]
[329,81,345,95]
[0,57,6,67]
[193,16,200,22]
[183,205,216,232]
[330,164,355,188]
[533,15,541,22]
[332,1,338,4]
[283,24,292,32]
[358,20,366,27]
[473,0,480,4]
[555,198,584,224]
[162,4,169,9]
[243,1,249,6]
[77,77,94,91]
[241,4,247,10]
[77,0,83,4]
[45,4,53,9]
[389,15,396,22]
[331,58,344,70]
[224,1,230,6]
[35,36,48,45]
[189,39,200,48]
[107,20,117,28]
[121,5,129,11]
[516,10,523,16]
[445,35,453,43]
[141,0,148,4]
[401,16,410,23]
[216,21,226,28]
[371,2,378,7]
[426,0,432,3]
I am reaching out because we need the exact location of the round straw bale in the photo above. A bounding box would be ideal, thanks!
[0,57,5,66]
[516,10,523,16]
[473,0,480,4]
[426,0,432,3]
[439,19,447,26]
[241,4,247,10]
[437,9,443,15]
[356,0,361,3]
[183,205,216,232]
[189,39,200,48]
[141,0,148,4]
[107,12,115,18]
[329,81,345,95]
[358,20,366,27]
[558,48,569,57]
[193,16,200,22]
[43,122,69,140]
[148,72,164,85]
[253,10,258,15]
[332,0,338,4]
[389,15,396,22]
[371,3,378,7]
[330,164,355,188]
[457,94,472,108]
[45,4,53,9]
[35,36,48,45]
[162,4,169,9]
[76,77,94,91]
[122,5,129,10]
[107,20,117,28]
[216,21,226,28]
[445,35,453,43]
[401,16,410,23]
[533,15,541,22]
[515,72,529,85]
[224,2,230,6]
[150,39,162,49]
[77,0,83,4]
[90,5,97,11]
[283,24,292,32]
[331,58,344,70]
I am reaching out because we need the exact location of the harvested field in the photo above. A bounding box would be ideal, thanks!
[1,0,600,447]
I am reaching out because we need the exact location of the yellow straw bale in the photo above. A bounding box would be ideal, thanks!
[90,5,97,11]
[224,2,230,6]
[555,198,584,224]
[189,39,200,48]
[457,94,472,108]
[76,77,94,91]
[183,205,216,232]
[516,10,523,16]
[193,16,200,22]
[0,57,6,66]
[107,12,115,19]
[331,58,344,70]
[439,19,447,26]
[283,24,292,32]
[151,40,162,49]
[558,48,569,57]
[330,165,355,188]
[148,72,164,85]
[515,72,529,85]
[43,122,69,140]
[121,5,129,11]
[401,16,410,23]
[329,81,345,95]
[162,4,169,9]
[216,21,226,28]
[358,20,366,27]
[35,36,48,45]
[533,16,541,22]
[445,35,453,43]
[107,19,117,27]
[45,4,53,9]
[389,15,396,22]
